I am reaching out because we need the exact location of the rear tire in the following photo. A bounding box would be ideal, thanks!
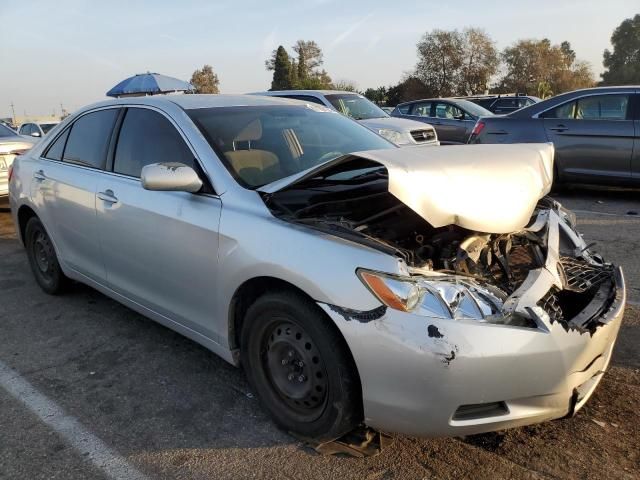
[24,217,69,295]
[241,291,362,442]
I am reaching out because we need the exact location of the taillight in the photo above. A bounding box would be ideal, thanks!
[470,121,485,137]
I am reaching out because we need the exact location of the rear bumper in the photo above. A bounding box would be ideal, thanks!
[320,267,625,438]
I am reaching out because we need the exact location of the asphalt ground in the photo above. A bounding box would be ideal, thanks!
[0,186,639,479]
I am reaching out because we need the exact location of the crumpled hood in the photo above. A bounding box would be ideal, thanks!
[260,143,554,234]
[358,116,434,133]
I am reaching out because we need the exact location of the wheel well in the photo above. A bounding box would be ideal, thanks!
[229,277,315,352]
[229,276,364,415]
[17,205,37,244]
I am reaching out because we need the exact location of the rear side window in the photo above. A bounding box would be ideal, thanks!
[45,129,70,161]
[63,109,118,169]
[576,95,629,120]
[410,102,432,116]
[541,95,629,120]
[113,108,194,178]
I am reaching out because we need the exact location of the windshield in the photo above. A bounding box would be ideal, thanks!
[454,99,494,118]
[187,105,394,188]
[40,123,58,134]
[325,94,389,120]
[0,124,18,138]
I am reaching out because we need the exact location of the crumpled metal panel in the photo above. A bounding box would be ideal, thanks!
[357,143,554,233]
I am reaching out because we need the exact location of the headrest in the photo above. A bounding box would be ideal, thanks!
[234,119,262,142]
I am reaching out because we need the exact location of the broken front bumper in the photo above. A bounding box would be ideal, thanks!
[320,267,625,438]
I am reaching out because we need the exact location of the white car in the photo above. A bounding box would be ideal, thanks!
[18,121,61,139]
[0,123,37,202]
[252,90,439,147]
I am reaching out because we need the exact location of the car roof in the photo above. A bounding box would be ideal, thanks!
[251,90,361,96]
[508,85,640,118]
[71,94,313,114]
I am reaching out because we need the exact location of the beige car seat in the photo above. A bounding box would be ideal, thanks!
[225,119,279,186]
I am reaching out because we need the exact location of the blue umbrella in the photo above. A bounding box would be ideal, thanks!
[106,72,193,97]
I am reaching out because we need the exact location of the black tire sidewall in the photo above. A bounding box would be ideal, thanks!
[241,292,361,442]
[25,217,66,294]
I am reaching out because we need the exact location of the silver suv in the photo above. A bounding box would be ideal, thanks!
[253,90,439,147]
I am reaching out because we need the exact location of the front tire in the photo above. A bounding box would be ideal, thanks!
[25,217,69,294]
[241,291,362,442]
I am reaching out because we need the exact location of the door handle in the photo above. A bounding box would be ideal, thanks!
[549,124,569,132]
[97,189,118,204]
[33,170,46,182]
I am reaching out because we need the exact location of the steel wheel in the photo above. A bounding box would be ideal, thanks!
[25,217,69,294]
[241,291,362,441]
[263,319,328,421]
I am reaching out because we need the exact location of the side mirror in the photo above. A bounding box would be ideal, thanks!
[31,131,41,137]
[141,162,203,193]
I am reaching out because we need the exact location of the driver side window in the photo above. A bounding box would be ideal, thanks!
[113,108,195,178]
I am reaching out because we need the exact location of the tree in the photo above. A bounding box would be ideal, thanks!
[270,46,291,90]
[190,65,220,94]
[500,39,594,94]
[292,40,323,74]
[332,79,358,92]
[386,76,434,106]
[415,30,464,96]
[601,14,640,85]
[459,28,499,95]
[297,49,307,81]
[263,40,330,90]
[414,28,498,96]
[363,86,389,104]
[289,58,299,88]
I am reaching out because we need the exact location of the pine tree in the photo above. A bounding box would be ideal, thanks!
[270,46,291,90]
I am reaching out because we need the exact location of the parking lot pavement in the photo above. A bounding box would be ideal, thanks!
[1,189,639,480]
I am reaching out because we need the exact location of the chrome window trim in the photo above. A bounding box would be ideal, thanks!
[532,91,636,119]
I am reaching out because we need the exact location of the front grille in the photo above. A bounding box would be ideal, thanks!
[560,257,613,293]
[410,129,436,143]
[539,289,563,323]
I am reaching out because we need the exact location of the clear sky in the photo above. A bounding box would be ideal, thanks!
[1,0,637,117]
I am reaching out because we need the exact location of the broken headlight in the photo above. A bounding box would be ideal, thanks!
[357,269,533,326]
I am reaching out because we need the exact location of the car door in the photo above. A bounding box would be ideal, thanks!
[541,92,634,182]
[431,101,470,144]
[30,108,119,282]
[96,106,222,339]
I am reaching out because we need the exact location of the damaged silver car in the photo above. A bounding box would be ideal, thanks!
[9,95,625,445]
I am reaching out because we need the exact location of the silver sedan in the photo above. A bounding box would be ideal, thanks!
[9,95,625,442]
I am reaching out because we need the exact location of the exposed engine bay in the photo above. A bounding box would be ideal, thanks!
[262,157,617,333]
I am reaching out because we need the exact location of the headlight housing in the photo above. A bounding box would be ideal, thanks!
[357,269,533,327]
[377,129,409,145]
